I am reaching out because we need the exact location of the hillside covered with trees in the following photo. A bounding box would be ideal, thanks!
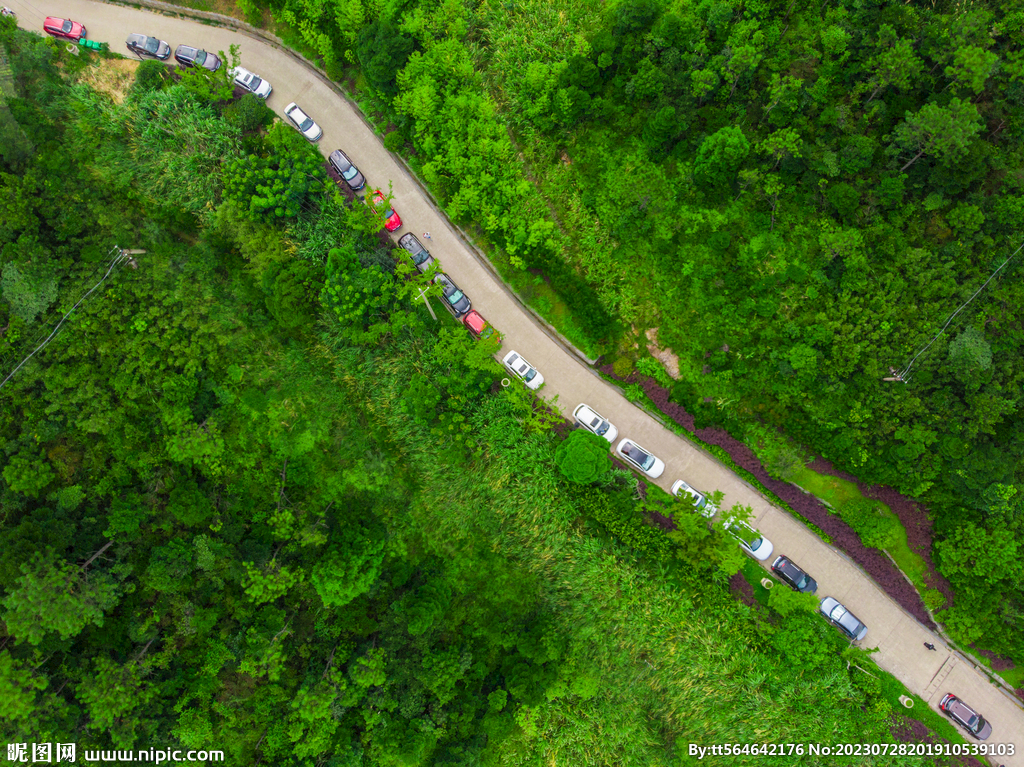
[250,0,1024,671]
[0,18,981,766]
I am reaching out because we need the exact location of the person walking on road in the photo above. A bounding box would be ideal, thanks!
[423,232,431,240]
[924,642,936,651]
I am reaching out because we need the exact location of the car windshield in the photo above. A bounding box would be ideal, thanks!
[965,713,979,728]
[413,251,429,264]
[248,75,262,89]
[298,116,313,131]
[447,290,464,305]
[62,20,73,32]
[749,536,763,549]
[144,37,159,53]
[342,166,359,180]
[795,574,808,589]
[641,454,655,470]
[524,369,537,382]
[194,50,207,65]
[831,604,847,621]
[694,495,707,509]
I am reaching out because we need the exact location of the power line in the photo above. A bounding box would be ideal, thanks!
[0,246,134,393]
[893,238,1024,383]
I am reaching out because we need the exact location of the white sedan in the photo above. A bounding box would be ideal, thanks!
[573,403,617,443]
[615,438,665,478]
[231,66,272,98]
[723,517,774,561]
[671,479,716,517]
[283,102,322,141]
[502,350,544,390]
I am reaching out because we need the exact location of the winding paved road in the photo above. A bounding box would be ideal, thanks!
[7,0,1024,758]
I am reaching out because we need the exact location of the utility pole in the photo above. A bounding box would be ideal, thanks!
[415,286,437,320]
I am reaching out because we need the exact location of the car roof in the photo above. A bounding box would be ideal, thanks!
[463,311,486,332]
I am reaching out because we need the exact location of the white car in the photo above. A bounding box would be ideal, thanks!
[573,403,617,443]
[671,479,716,517]
[231,66,272,98]
[723,517,774,561]
[615,439,665,478]
[283,102,322,141]
[502,351,544,390]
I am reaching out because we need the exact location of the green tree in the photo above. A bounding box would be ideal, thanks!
[356,20,416,94]
[694,126,750,189]
[863,27,923,103]
[222,122,328,220]
[554,429,612,484]
[310,521,387,608]
[945,46,999,95]
[2,554,121,645]
[1,261,58,323]
[891,98,982,171]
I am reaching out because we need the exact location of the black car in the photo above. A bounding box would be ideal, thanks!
[174,45,221,71]
[433,273,471,317]
[126,33,170,60]
[939,694,992,740]
[328,149,365,192]
[771,556,818,594]
[398,233,435,273]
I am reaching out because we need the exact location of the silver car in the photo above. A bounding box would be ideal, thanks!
[328,149,366,192]
[819,597,868,641]
[231,66,272,98]
[126,33,170,60]
[283,103,322,142]
[398,233,434,272]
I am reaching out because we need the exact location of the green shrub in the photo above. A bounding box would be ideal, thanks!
[383,131,404,153]
[572,486,672,560]
[132,60,168,93]
[612,356,634,377]
[225,93,275,134]
[838,498,901,551]
[554,430,612,484]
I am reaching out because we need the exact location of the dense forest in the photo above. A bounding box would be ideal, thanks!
[0,18,981,766]
[236,0,1024,669]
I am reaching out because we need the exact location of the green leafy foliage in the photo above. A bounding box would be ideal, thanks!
[553,429,611,484]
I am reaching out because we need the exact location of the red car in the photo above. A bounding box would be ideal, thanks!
[371,190,402,232]
[462,310,500,343]
[43,17,87,41]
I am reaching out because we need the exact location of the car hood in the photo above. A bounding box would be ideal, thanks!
[975,719,992,740]
[157,41,171,57]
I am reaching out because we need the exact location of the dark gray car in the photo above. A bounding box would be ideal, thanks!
[328,149,365,192]
[398,234,435,272]
[939,694,992,740]
[819,597,868,641]
[126,33,170,60]
[771,556,818,594]
[433,273,471,317]
[174,45,221,71]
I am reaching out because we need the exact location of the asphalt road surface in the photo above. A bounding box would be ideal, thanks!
[7,1,1024,760]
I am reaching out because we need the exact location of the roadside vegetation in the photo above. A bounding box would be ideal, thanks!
[0,21,980,764]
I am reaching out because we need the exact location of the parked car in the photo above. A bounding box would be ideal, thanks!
[502,350,544,390]
[433,273,471,318]
[771,555,817,593]
[615,439,665,478]
[283,102,323,142]
[126,33,171,60]
[230,66,272,98]
[939,694,992,740]
[463,310,500,343]
[398,233,434,272]
[818,596,868,641]
[671,479,715,517]
[370,190,402,231]
[573,403,617,443]
[328,149,365,192]
[174,45,221,71]
[43,17,86,41]
[723,517,774,560]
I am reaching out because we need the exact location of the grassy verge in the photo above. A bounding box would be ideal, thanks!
[787,465,933,599]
